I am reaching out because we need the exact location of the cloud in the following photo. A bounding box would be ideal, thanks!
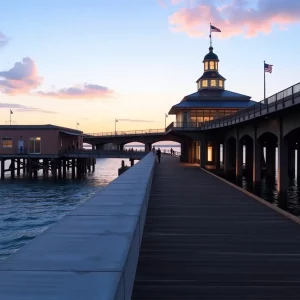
[168,0,300,38]
[0,57,43,95]
[117,119,154,123]
[0,32,8,48]
[0,102,57,114]
[0,58,114,99]
[37,83,113,99]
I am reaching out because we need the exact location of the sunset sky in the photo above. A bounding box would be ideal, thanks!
[0,0,300,134]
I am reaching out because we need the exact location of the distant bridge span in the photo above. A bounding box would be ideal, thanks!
[83,129,183,150]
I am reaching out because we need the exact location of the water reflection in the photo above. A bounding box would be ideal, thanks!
[218,171,300,216]
[0,158,123,262]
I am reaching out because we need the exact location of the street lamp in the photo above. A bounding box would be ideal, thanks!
[165,113,168,131]
[115,118,118,135]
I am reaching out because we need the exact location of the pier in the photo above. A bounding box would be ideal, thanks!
[1,154,300,299]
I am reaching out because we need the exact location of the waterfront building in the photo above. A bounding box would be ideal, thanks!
[0,125,83,155]
[168,45,256,165]
[168,46,255,126]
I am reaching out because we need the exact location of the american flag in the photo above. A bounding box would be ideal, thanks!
[210,24,221,32]
[264,63,273,73]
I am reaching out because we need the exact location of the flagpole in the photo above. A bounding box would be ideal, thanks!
[264,60,266,101]
[209,23,212,47]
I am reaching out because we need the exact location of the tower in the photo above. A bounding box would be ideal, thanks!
[196,46,226,91]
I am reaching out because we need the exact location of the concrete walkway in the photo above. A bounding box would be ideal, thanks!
[132,155,300,299]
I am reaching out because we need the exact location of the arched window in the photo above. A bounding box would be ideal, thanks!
[215,61,218,70]
[219,80,223,87]
[202,80,208,88]
[211,80,216,87]
[209,61,215,69]
[204,62,208,70]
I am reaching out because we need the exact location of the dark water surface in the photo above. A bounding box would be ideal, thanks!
[0,158,124,262]
[219,171,300,216]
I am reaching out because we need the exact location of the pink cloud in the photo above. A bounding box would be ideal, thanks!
[0,58,114,100]
[37,84,113,99]
[168,0,300,38]
[0,57,43,95]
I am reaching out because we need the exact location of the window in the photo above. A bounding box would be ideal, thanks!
[202,80,208,87]
[209,61,215,69]
[211,80,216,87]
[29,137,41,154]
[204,62,208,70]
[197,81,201,90]
[215,61,218,70]
[219,80,223,87]
[207,145,213,162]
[2,137,12,148]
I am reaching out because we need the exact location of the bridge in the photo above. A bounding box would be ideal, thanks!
[2,153,300,299]
[83,82,300,209]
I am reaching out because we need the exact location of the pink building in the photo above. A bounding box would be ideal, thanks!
[0,125,83,155]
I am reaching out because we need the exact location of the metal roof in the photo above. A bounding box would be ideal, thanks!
[196,71,226,82]
[168,99,256,114]
[182,89,251,101]
[0,124,82,134]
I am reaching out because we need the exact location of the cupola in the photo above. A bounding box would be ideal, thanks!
[196,46,226,91]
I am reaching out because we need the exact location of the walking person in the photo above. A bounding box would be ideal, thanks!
[170,148,173,156]
[156,148,161,163]
[152,146,156,156]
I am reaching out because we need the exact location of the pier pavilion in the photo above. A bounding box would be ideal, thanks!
[168,45,255,164]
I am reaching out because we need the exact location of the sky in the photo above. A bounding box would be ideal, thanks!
[0,0,300,134]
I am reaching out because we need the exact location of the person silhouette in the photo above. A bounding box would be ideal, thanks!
[156,148,161,163]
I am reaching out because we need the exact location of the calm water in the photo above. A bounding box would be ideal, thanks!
[222,172,300,216]
[0,158,125,262]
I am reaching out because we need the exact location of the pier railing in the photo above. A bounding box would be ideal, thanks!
[85,128,165,137]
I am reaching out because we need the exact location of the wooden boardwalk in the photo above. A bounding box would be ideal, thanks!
[132,155,300,299]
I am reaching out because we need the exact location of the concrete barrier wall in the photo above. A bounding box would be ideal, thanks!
[0,153,156,300]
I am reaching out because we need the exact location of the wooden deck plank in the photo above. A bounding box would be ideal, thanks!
[132,156,300,299]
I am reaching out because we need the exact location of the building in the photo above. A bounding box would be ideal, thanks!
[0,125,83,155]
[167,45,256,165]
[168,46,255,126]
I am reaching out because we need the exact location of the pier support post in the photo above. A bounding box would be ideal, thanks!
[92,158,95,172]
[215,141,220,170]
[200,139,207,168]
[17,159,20,176]
[1,159,5,179]
[23,158,26,174]
[236,133,243,180]
[297,148,300,181]
[266,144,276,178]
[28,159,32,179]
[10,159,15,179]
[288,145,295,178]
[52,159,57,178]
[72,158,76,178]
[245,142,253,176]
[278,120,288,209]
[63,159,66,178]
[130,158,134,167]
[43,159,48,176]
[253,128,262,188]
[57,159,62,178]
[77,158,81,177]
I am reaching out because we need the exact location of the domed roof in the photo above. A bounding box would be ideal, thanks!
[203,46,219,61]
